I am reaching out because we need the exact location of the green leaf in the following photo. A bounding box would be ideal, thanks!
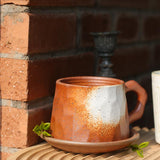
[33,125,41,133]
[130,141,149,158]
[42,131,51,137]
[39,121,45,131]
[130,144,139,151]
[33,122,51,137]
[33,125,39,132]
[138,142,149,149]
[37,131,42,136]
[33,125,42,136]
[136,149,144,158]
[43,123,50,131]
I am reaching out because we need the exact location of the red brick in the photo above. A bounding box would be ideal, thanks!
[0,106,28,148]
[155,0,160,8]
[0,12,76,55]
[153,44,160,69]
[0,58,28,101]
[98,0,150,9]
[144,16,160,40]
[80,13,110,47]
[30,0,95,6]
[28,52,94,101]
[0,105,52,148]
[0,53,94,101]
[113,46,150,78]
[116,14,139,43]
[28,13,76,54]
[1,152,13,160]
[0,13,29,54]
[1,0,95,6]
[150,0,160,9]
[0,0,29,5]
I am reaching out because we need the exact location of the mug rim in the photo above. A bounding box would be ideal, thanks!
[56,76,124,87]
[152,70,160,76]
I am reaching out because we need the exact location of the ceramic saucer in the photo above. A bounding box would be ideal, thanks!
[41,130,139,154]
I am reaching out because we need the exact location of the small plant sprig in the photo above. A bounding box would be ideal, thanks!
[33,122,51,137]
[130,142,149,158]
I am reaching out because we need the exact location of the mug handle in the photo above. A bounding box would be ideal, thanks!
[125,80,148,124]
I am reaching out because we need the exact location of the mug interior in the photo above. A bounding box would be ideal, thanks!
[58,76,124,87]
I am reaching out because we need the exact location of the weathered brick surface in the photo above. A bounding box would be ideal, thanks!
[80,13,110,47]
[116,14,139,43]
[0,13,29,54]
[144,16,160,40]
[0,152,13,160]
[0,12,76,55]
[0,0,95,6]
[0,105,52,148]
[0,53,94,101]
[28,13,76,54]
[98,0,150,9]
[0,0,29,5]
[0,106,28,148]
[113,46,150,78]
[0,58,28,101]
[28,52,94,101]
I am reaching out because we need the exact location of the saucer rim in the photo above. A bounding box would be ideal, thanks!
[43,130,139,146]
[41,129,140,153]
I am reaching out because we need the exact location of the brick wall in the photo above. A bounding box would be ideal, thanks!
[1,0,160,159]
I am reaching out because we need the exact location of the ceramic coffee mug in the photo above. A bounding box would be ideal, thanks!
[152,71,160,143]
[51,76,147,142]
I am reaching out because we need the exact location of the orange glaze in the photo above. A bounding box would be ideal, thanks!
[50,76,146,143]
[51,83,129,142]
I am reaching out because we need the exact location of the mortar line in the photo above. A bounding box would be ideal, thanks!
[26,6,160,15]
[1,39,160,60]
[0,146,20,153]
[0,96,53,109]
[1,4,160,15]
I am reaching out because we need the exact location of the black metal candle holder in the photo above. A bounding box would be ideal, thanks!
[91,31,119,77]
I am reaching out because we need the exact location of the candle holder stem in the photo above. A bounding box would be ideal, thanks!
[91,31,119,77]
